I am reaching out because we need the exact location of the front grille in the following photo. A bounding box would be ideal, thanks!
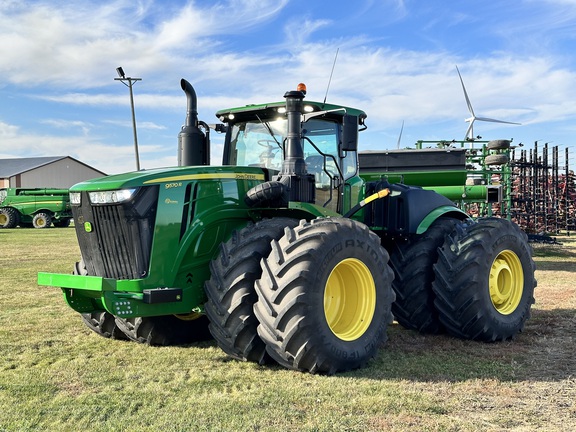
[73,186,158,279]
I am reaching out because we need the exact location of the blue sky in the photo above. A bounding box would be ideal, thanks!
[2,0,576,174]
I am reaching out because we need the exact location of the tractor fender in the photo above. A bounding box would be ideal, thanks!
[363,181,467,236]
[415,205,469,234]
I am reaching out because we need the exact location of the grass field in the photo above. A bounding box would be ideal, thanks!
[1,227,575,431]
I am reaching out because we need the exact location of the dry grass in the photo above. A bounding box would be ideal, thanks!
[0,228,575,431]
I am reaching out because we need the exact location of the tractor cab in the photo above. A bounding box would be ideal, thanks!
[215,89,367,213]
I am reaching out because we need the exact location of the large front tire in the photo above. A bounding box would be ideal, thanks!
[204,218,298,364]
[387,217,459,333]
[74,259,127,340]
[254,218,395,374]
[54,218,71,228]
[81,311,128,340]
[114,314,212,346]
[0,208,20,228]
[433,217,536,341]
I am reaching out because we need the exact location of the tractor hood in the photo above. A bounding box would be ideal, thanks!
[69,165,267,192]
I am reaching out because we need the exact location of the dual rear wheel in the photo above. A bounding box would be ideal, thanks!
[389,217,536,342]
[205,217,395,374]
[433,217,536,341]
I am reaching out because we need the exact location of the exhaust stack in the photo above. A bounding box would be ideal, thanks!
[178,79,209,166]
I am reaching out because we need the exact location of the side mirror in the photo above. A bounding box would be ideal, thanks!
[341,115,358,152]
[209,123,228,133]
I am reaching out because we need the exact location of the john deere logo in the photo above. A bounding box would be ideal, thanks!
[84,222,93,233]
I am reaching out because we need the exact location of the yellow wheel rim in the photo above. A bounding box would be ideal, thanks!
[0,214,7,225]
[489,250,524,315]
[324,258,376,341]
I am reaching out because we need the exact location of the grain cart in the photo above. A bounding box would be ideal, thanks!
[39,80,536,374]
[0,188,72,228]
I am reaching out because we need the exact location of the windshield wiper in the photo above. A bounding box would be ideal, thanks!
[256,115,283,149]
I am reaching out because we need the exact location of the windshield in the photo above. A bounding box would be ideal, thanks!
[228,119,285,170]
[227,118,357,180]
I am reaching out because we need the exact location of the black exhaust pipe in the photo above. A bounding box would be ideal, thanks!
[178,79,209,166]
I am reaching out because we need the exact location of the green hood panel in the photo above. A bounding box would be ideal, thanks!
[69,165,267,191]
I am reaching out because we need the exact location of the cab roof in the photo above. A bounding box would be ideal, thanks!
[215,100,367,123]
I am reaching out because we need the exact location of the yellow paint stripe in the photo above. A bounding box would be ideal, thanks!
[143,173,265,184]
[8,200,63,205]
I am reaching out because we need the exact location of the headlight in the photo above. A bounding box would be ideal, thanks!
[69,192,81,205]
[88,188,137,204]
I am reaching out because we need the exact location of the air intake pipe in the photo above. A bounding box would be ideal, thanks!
[274,87,315,203]
[178,79,210,166]
[245,85,316,208]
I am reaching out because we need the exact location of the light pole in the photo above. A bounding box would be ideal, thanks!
[115,67,142,171]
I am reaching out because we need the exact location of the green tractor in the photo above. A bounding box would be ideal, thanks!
[0,188,72,228]
[39,80,536,374]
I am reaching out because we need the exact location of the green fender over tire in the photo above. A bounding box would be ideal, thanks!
[432,217,536,341]
[254,218,395,374]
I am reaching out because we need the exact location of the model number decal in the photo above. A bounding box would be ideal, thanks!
[165,182,183,189]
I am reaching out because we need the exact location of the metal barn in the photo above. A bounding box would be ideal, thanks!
[0,156,106,189]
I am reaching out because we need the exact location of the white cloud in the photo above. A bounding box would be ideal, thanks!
[0,121,19,137]
[40,119,93,135]
[0,0,290,87]
[103,119,167,130]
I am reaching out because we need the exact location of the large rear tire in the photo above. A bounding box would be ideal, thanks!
[388,217,459,333]
[114,314,212,346]
[0,208,20,228]
[254,218,395,374]
[433,217,536,341]
[204,218,298,364]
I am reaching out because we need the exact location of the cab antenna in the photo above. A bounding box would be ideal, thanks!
[323,48,339,105]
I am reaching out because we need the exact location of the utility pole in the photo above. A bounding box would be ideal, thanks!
[114,67,142,170]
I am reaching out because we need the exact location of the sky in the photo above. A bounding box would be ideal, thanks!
[2,0,576,175]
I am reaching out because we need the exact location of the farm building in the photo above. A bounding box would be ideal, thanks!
[0,156,105,189]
